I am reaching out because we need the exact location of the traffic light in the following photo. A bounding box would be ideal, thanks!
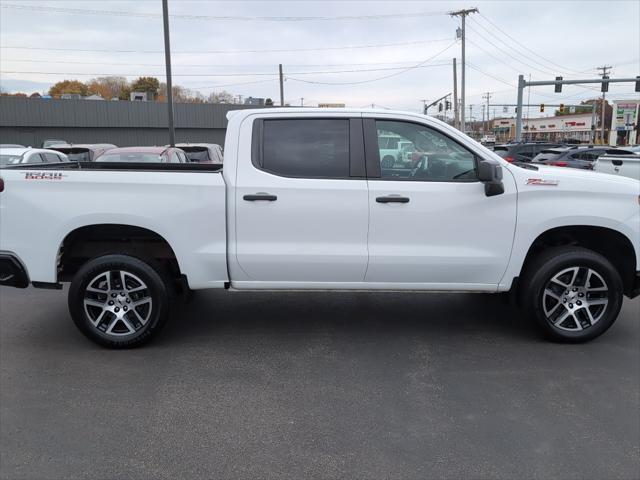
[559,103,565,113]
[554,76,563,93]
[601,75,609,92]
[635,76,640,92]
[438,102,443,112]
[445,100,451,110]
[540,104,544,112]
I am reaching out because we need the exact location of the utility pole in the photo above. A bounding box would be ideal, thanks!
[482,91,491,134]
[452,58,458,129]
[590,101,597,143]
[597,65,611,144]
[161,0,175,146]
[279,64,285,107]
[469,105,473,134]
[450,8,478,134]
[481,104,485,133]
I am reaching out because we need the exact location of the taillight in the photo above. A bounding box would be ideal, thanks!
[504,156,514,162]
[0,177,4,193]
[552,161,568,167]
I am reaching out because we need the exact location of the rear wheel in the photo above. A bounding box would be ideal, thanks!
[68,254,170,348]
[520,246,623,342]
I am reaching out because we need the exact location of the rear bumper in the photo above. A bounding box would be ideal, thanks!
[628,272,640,299]
[0,254,29,288]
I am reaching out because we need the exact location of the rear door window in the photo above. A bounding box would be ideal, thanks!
[259,119,350,178]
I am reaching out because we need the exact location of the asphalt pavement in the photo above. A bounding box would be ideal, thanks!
[1,286,638,480]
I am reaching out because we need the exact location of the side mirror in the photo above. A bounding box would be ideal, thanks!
[477,159,505,197]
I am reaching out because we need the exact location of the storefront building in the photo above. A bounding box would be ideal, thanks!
[493,114,595,143]
[608,100,639,146]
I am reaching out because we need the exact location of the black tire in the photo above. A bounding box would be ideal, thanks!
[519,246,623,343]
[68,254,171,348]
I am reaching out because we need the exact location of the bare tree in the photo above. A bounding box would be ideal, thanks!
[207,90,235,104]
[86,76,129,100]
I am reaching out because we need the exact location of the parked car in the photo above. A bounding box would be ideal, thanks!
[621,145,640,153]
[0,147,68,167]
[378,134,405,167]
[172,143,223,164]
[42,139,68,148]
[1,108,639,348]
[594,149,640,180]
[531,146,625,169]
[493,142,563,163]
[51,144,117,162]
[95,146,188,163]
[0,144,25,148]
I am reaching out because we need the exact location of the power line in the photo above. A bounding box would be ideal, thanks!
[2,58,451,68]
[0,38,453,55]
[465,24,558,77]
[286,41,457,85]
[476,12,585,75]
[0,63,454,78]
[0,3,448,21]
[467,17,583,77]
[466,62,515,87]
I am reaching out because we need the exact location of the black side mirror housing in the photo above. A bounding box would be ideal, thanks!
[477,159,505,197]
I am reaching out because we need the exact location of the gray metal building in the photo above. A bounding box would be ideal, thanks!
[0,97,261,147]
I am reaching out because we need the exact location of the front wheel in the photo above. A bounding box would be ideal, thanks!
[520,246,623,343]
[68,254,171,348]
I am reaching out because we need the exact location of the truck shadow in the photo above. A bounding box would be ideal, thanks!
[162,290,540,345]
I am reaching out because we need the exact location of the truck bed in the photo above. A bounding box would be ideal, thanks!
[0,164,228,289]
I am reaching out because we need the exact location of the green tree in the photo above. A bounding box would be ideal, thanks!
[48,80,88,98]
[130,77,160,97]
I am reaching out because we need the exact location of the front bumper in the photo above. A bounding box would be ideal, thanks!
[0,254,29,288]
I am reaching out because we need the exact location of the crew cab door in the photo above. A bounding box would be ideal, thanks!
[363,116,517,288]
[232,114,369,286]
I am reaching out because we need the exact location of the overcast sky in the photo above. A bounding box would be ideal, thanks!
[0,0,638,117]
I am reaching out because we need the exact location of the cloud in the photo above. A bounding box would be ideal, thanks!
[0,0,638,113]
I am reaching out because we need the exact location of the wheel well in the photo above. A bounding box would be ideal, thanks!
[521,226,637,295]
[58,224,181,283]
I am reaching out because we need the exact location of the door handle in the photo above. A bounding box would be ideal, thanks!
[243,193,277,201]
[376,195,410,204]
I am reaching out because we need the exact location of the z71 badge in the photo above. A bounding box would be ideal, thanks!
[24,172,66,181]
[526,178,559,186]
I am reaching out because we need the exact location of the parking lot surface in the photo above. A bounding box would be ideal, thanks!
[1,286,638,480]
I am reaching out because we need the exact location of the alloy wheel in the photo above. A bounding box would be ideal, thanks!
[83,270,153,336]
[542,266,609,332]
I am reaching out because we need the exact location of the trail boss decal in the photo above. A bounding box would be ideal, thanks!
[25,172,67,181]
[526,178,559,186]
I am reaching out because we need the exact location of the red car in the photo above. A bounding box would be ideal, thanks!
[95,146,188,163]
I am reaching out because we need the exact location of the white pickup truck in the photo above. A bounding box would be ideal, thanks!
[594,149,640,180]
[1,108,639,347]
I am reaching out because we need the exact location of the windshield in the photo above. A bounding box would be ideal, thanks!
[0,154,23,165]
[493,147,509,156]
[42,140,67,148]
[60,150,91,161]
[181,148,210,162]
[97,153,164,163]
